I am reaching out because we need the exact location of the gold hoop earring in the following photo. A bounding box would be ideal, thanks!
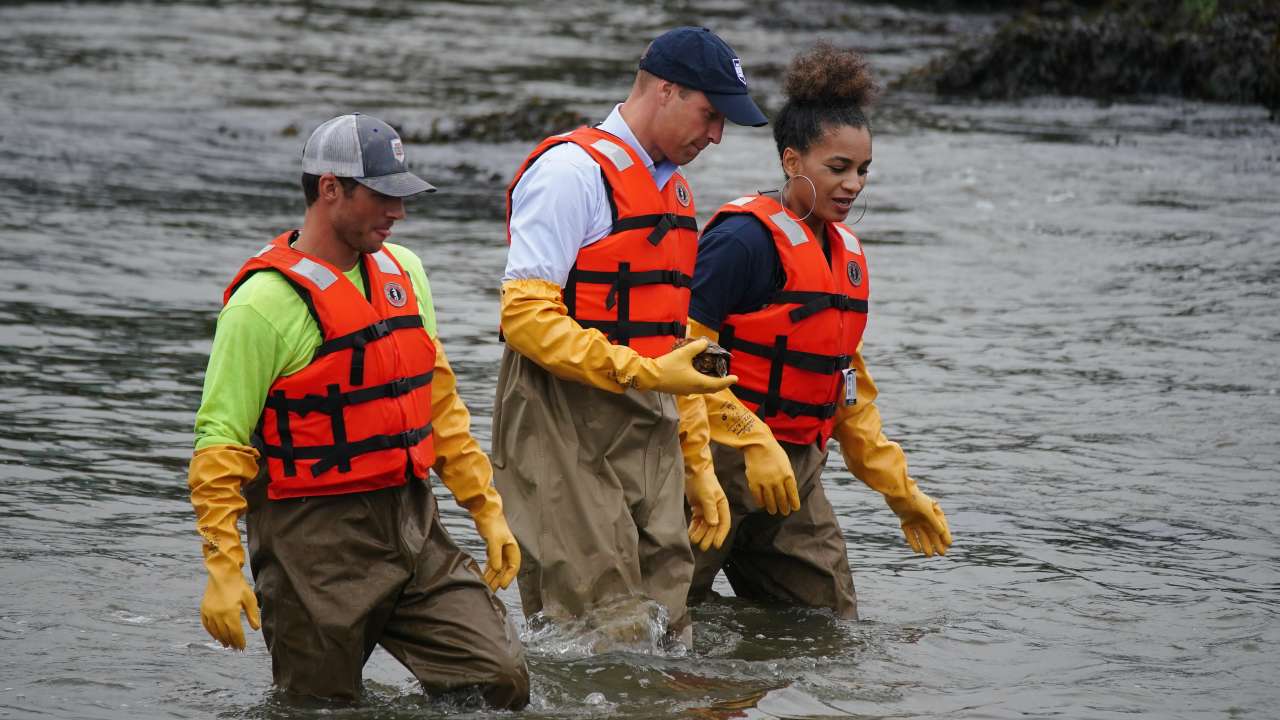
[779,173,818,222]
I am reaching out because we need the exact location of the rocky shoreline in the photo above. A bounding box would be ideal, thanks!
[898,0,1280,112]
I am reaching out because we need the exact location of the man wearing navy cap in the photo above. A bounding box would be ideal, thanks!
[187,113,528,706]
[492,28,766,647]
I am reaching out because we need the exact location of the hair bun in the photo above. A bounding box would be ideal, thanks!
[782,41,879,109]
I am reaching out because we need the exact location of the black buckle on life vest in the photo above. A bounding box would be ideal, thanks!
[577,318,686,343]
[390,377,411,397]
[261,371,435,479]
[611,213,698,246]
[771,291,869,323]
[605,269,693,310]
[266,421,433,478]
[731,384,839,421]
[563,260,691,348]
[566,267,694,311]
[648,214,675,246]
[265,370,435,417]
[717,326,844,422]
[313,315,424,386]
[718,324,851,375]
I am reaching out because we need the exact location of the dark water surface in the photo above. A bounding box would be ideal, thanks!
[2,2,1278,718]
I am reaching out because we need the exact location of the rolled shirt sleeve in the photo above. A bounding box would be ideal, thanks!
[503,143,612,286]
[194,244,438,451]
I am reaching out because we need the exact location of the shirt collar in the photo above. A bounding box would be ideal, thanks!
[599,104,680,190]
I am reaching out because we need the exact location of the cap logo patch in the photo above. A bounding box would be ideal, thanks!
[391,138,405,163]
[675,180,691,207]
[847,261,863,287]
[732,58,746,85]
[384,281,408,307]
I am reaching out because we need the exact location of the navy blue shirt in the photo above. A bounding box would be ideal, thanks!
[689,214,789,330]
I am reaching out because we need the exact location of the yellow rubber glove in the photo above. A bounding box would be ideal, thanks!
[832,346,952,556]
[188,444,262,649]
[429,337,519,591]
[688,319,801,516]
[677,392,730,551]
[499,279,737,395]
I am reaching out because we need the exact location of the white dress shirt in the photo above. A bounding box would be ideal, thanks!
[503,104,680,285]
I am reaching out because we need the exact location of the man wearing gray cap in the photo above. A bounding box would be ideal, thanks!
[187,113,528,707]
[492,27,767,646]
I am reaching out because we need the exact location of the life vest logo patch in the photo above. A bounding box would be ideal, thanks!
[391,138,405,164]
[675,180,690,207]
[384,281,408,307]
[732,58,746,85]
[847,261,863,287]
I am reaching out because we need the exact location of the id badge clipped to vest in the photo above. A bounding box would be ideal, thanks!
[842,367,857,406]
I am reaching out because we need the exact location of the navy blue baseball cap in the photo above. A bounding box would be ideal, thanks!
[302,113,435,198]
[639,27,768,127]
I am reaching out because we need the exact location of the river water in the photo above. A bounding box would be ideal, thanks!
[1,1,1278,718]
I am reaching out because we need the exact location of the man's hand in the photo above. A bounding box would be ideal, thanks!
[686,471,731,551]
[887,490,952,556]
[642,338,739,395]
[743,442,801,515]
[200,558,261,650]
[474,512,521,591]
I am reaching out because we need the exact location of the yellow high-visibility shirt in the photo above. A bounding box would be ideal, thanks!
[193,242,437,450]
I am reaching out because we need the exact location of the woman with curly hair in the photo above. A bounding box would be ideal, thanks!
[681,42,952,618]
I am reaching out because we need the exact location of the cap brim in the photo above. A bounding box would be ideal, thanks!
[355,172,437,198]
[707,92,768,127]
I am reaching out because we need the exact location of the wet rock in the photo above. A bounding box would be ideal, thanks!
[406,98,591,144]
[899,0,1280,111]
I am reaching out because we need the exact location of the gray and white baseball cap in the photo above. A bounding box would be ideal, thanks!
[302,113,435,198]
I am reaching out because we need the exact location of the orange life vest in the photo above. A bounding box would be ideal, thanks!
[505,126,698,358]
[711,195,870,446]
[224,231,436,500]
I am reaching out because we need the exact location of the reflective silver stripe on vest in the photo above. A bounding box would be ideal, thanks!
[769,210,809,247]
[590,139,634,172]
[835,225,863,256]
[290,258,338,290]
[372,249,401,275]
[254,244,274,257]
[728,196,754,207]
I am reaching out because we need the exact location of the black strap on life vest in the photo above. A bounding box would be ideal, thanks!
[731,384,839,420]
[261,421,433,479]
[270,389,296,477]
[718,324,852,375]
[611,212,698,246]
[718,324,845,421]
[313,314,424,386]
[567,268,693,311]
[261,369,434,478]
[577,318,686,344]
[565,260,689,347]
[263,370,434,417]
[770,290,869,323]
